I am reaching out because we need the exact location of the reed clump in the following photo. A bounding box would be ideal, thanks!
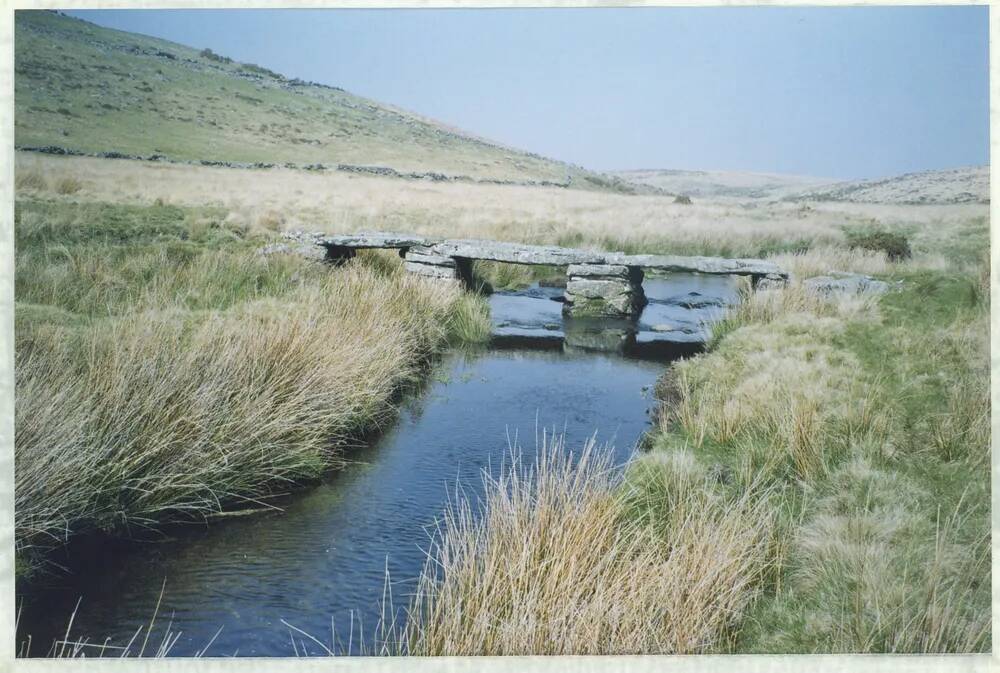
[15,198,490,567]
[401,436,775,655]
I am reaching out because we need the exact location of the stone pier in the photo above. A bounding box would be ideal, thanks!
[403,246,474,285]
[563,264,647,318]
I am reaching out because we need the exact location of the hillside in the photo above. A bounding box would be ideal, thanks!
[14,10,638,191]
[793,165,989,204]
[617,166,988,204]
[614,168,836,200]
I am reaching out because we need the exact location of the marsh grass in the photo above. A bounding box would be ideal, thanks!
[54,176,83,195]
[15,169,47,192]
[470,260,564,292]
[401,435,775,655]
[649,253,990,653]
[14,198,490,568]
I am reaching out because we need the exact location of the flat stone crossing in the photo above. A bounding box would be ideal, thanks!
[282,230,788,317]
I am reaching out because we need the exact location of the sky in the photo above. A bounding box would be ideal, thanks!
[67,7,989,180]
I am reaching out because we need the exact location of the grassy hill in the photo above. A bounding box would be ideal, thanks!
[14,10,637,190]
[793,165,989,204]
[617,166,988,204]
[613,168,836,200]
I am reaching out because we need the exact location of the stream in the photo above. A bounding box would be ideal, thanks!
[16,273,739,657]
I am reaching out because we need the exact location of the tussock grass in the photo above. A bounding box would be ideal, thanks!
[402,436,775,655]
[54,176,83,195]
[15,169,47,191]
[15,198,490,567]
[649,248,990,653]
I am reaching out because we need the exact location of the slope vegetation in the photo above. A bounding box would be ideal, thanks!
[796,166,988,205]
[615,168,836,200]
[617,166,988,204]
[14,10,633,190]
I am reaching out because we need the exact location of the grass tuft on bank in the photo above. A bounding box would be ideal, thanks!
[14,198,490,572]
[402,435,775,655]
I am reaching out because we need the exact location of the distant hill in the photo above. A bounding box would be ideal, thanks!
[14,10,643,192]
[793,166,988,205]
[617,166,988,204]
[614,168,836,200]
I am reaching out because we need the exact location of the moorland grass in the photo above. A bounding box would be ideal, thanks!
[399,242,990,654]
[14,10,606,186]
[14,197,490,572]
[13,158,990,655]
[401,436,776,655]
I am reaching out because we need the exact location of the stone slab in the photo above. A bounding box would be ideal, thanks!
[429,239,606,265]
[565,278,634,300]
[318,231,432,248]
[803,273,889,296]
[404,262,458,279]
[566,263,630,279]
[604,253,786,277]
[405,251,456,267]
[276,231,789,278]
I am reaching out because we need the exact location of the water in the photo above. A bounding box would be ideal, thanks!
[16,273,738,657]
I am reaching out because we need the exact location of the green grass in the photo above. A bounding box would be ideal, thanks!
[14,10,622,187]
[469,260,566,292]
[638,266,990,653]
[14,196,491,574]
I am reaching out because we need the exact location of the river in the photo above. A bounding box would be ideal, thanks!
[16,273,738,657]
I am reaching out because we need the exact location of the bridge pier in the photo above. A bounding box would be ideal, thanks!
[402,247,476,288]
[752,272,789,291]
[324,244,357,265]
[563,264,647,318]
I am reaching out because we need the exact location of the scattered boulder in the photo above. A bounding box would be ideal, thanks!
[803,272,889,297]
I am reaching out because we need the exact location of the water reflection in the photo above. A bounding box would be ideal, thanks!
[490,273,739,356]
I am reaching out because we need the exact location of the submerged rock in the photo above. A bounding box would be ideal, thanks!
[664,292,725,309]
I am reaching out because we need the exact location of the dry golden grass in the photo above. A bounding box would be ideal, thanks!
[15,251,489,562]
[13,153,989,654]
[402,436,775,655]
[16,152,985,264]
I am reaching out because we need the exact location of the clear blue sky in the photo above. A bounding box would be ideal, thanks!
[67,7,989,180]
